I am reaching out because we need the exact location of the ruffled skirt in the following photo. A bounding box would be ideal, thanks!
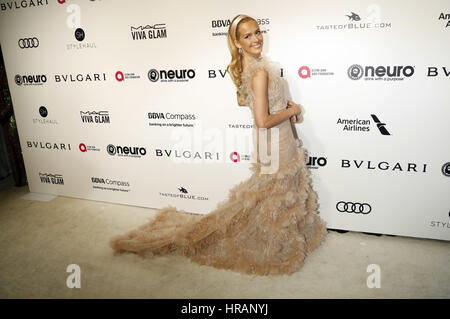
[110,143,328,276]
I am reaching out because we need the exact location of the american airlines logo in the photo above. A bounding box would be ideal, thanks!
[336,114,391,135]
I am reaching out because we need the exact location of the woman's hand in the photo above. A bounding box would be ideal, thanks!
[287,100,302,123]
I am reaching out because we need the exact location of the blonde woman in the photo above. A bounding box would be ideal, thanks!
[110,14,328,276]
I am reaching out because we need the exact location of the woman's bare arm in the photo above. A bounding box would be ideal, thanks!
[237,92,246,106]
[251,68,294,128]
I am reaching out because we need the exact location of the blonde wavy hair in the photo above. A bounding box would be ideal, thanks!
[226,14,257,105]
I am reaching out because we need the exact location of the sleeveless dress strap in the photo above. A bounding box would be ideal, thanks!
[240,56,281,108]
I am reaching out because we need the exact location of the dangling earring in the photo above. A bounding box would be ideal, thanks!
[238,47,242,54]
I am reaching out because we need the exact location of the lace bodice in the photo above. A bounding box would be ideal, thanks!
[240,55,288,115]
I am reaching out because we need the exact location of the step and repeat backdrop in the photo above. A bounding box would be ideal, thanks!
[0,0,449,241]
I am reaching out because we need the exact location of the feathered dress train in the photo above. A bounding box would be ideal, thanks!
[110,55,328,276]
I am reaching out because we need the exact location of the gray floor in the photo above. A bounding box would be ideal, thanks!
[0,182,449,298]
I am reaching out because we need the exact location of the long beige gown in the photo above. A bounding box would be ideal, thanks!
[110,54,328,276]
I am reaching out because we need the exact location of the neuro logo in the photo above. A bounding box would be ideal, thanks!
[346,12,361,21]
[18,38,39,49]
[442,162,450,177]
[39,106,48,118]
[336,201,372,214]
[75,28,85,41]
[107,144,116,155]
[148,69,159,82]
[348,64,414,81]
[15,74,47,86]
[306,156,327,169]
[14,75,22,85]
[107,144,147,157]
[370,114,390,135]
[348,64,364,80]
[147,68,196,82]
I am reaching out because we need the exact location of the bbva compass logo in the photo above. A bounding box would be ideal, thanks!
[336,201,372,214]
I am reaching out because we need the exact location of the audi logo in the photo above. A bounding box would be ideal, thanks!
[336,201,372,214]
[18,38,39,49]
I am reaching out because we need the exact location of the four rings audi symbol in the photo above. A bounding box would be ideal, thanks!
[18,38,39,49]
[336,201,372,214]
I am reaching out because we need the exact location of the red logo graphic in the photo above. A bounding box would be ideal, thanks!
[115,71,124,82]
[298,66,311,79]
[230,152,240,162]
